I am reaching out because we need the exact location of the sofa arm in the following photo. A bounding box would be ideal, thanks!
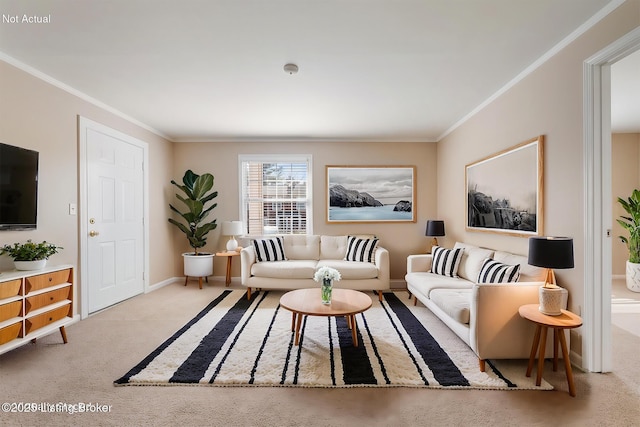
[240,246,256,285]
[470,281,547,360]
[375,246,390,283]
[406,254,432,273]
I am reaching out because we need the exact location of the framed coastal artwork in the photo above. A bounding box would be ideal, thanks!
[326,165,416,223]
[465,135,544,237]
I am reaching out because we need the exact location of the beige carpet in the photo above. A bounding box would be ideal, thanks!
[1,279,639,427]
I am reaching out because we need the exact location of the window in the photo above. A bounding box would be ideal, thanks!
[239,155,312,236]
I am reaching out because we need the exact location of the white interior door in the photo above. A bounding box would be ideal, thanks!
[81,120,145,314]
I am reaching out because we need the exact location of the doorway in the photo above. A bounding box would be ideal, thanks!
[584,26,640,373]
[78,117,149,317]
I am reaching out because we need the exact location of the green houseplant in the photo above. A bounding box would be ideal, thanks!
[0,240,63,270]
[617,188,640,292]
[169,170,218,285]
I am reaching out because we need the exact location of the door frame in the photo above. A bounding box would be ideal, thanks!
[78,116,150,319]
[583,26,640,373]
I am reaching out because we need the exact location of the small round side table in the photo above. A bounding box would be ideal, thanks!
[518,304,583,397]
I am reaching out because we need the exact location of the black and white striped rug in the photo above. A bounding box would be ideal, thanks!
[114,290,552,390]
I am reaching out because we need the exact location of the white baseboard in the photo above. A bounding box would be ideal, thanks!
[147,276,182,293]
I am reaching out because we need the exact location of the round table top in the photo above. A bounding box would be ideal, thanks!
[518,304,583,328]
[280,288,372,317]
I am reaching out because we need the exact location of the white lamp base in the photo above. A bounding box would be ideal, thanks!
[226,236,238,252]
[539,285,564,316]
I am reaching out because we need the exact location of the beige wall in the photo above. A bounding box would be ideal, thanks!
[437,1,640,354]
[171,141,437,282]
[0,60,177,303]
[612,133,640,275]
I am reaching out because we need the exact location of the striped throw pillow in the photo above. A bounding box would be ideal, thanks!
[430,246,463,277]
[253,237,287,262]
[344,236,379,263]
[477,258,520,283]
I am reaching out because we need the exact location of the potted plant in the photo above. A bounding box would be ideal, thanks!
[617,188,640,292]
[0,240,63,270]
[169,170,218,281]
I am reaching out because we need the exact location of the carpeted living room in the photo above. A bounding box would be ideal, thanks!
[1,1,640,426]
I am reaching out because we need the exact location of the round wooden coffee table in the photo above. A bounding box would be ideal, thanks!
[280,288,372,347]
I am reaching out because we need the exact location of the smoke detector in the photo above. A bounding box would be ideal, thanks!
[284,63,299,75]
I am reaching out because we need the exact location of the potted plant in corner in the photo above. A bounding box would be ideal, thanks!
[617,188,640,292]
[0,240,63,270]
[169,170,218,285]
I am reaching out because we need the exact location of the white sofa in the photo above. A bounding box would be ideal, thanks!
[405,242,567,371]
[240,235,390,300]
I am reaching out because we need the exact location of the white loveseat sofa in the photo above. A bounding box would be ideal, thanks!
[241,235,390,300]
[405,242,567,371]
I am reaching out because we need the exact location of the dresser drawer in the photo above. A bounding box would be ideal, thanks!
[0,279,22,299]
[25,303,71,335]
[0,300,23,322]
[25,269,72,293]
[0,321,22,345]
[25,286,71,314]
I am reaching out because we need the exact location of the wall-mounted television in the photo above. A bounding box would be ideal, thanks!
[0,143,39,230]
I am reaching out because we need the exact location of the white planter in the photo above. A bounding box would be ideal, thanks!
[14,259,47,271]
[182,252,214,277]
[625,260,640,293]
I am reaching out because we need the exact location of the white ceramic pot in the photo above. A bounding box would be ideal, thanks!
[14,259,47,271]
[182,252,214,277]
[625,260,640,293]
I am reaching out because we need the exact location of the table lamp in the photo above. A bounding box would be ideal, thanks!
[222,221,243,252]
[425,220,445,252]
[527,236,574,315]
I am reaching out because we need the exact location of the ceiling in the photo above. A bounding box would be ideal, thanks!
[1,0,635,142]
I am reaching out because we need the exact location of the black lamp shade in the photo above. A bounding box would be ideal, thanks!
[528,237,574,269]
[425,220,445,237]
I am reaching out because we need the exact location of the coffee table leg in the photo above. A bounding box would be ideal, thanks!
[350,315,358,347]
[294,313,303,346]
[291,312,296,332]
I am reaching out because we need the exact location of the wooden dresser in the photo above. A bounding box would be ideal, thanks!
[0,265,75,355]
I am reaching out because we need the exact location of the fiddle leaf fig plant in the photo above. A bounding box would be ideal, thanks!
[168,169,218,254]
[0,240,63,261]
[617,188,640,264]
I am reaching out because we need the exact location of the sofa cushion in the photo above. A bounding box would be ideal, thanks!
[344,236,378,263]
[430,246,463,277]
[429,288,472,324]
[283,235,320,260]
[251,260,317,279]
[477,258,520,283]
[253,237,287,262]
[317,260,378,279]
[493,250,547,282]
[454,242,495,282]
[320,235,348,260]
[405,272,473,297]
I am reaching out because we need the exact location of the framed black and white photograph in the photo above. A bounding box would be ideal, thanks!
[326,166,416,223]
[465,136,544,237]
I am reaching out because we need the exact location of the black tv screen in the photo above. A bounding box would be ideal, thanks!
[0,143,39,230]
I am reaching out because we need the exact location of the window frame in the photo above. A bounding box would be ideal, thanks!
[238,154,313,236]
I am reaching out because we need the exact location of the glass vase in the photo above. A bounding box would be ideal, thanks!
[321,278,333,305]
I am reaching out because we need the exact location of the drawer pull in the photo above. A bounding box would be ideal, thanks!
[49,317,53,321]
[49,278,53,282]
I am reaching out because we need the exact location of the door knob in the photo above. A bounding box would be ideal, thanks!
[89,230,99,237]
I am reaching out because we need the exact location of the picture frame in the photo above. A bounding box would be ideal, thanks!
[326,165,416,223]
[465,136,544,237]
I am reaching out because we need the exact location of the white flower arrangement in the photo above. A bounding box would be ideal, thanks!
[313,266,341,282]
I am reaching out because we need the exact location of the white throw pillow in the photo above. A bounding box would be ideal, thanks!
[344,236,378,263]
[430,246,463,277]
[477,258,520,283]
[253,237,287,262]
